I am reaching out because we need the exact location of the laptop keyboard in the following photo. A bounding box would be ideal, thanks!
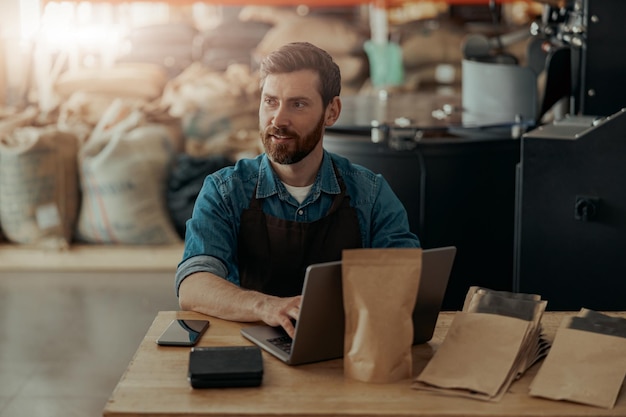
[267,335,293,354]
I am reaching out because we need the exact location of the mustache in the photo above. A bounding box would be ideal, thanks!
[264,126,299,139]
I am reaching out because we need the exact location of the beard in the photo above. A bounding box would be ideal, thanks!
[261,114,325,165]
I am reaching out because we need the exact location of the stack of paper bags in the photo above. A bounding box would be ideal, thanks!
[529,308,626,409]
[412,287,550,402]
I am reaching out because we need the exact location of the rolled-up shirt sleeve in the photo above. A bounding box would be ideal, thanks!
[175,162,252,297]
[175,254,229,296]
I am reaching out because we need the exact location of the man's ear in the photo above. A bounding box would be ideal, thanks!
[324,97,342,127]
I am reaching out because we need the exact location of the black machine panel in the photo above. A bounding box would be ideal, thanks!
[531,0,626,117]
[577,0,626,116]
[515,110,626,310]
[325,133,520,310]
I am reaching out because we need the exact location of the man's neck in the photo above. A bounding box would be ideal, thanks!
[270,147,323,187]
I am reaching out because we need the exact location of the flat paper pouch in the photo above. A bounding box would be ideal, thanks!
[462,287,550,373]
[529,323,626,409]
[464,289,548,376]
[462,286,541,312]
[465,290,545,322]
[188,346,263,388]
[414,311,531,399]
[570,309,626,338]
[342,248,422,383]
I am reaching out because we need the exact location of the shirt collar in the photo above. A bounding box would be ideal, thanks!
[256,151,341,199]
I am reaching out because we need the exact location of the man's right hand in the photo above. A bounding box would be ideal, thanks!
[256,295,302,338]
[179,272,302,338]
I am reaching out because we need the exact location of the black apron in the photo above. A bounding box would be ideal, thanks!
[237,169,362,297]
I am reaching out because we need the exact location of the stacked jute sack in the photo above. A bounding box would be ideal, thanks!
[0,64,180,248]
[0,5,374,249]
[238,6,370,94]
[0,61,263,249]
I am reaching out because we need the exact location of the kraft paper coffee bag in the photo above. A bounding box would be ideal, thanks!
[342,248,422,383]
[529,309,626,409]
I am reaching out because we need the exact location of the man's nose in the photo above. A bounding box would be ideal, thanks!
[272,104,289,128]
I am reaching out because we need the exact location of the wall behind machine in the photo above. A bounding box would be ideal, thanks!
[324,130,520,311]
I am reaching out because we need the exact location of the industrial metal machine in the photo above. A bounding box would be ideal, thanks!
[514,0,626,310]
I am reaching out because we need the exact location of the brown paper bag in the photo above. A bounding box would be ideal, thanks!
[464,288,548,375]
[529,313,626,409]
[342,248,422,383]
[413,312,532,400]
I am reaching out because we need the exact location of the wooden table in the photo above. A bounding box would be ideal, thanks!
[103,311,626,417]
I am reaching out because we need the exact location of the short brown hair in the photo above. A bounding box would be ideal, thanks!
[259,42,341,107]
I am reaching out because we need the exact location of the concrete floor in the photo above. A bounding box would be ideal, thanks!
[0,270,180,417]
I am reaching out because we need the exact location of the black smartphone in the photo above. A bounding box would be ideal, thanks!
[156,319,210,346]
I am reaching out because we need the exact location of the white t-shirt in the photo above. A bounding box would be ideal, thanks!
[283,182,313,204]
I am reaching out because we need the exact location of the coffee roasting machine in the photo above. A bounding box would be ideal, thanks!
[514,0,626,310]
[326,0,626,310]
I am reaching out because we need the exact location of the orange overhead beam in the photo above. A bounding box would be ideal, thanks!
[41,0,368,5]
[41,0,536,6]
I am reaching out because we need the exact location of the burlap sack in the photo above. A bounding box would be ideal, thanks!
[0,125,79,248]
[55,63,167,101]
[76,99,180,245]
[240,6,366,57]
[342,248,422,383]
[160,63,262,159]
[239,6,368,86]
[56,91,147,143]
[161,63,259,119]
[0,106,38,134]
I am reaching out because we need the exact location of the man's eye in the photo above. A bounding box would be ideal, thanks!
[294,101,305,108]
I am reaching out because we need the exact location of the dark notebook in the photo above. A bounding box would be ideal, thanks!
[188,346,263,388]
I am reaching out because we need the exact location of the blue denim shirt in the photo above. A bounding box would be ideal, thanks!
[175,150,420,294]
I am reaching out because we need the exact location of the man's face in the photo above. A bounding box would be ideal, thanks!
[259,70,326,165]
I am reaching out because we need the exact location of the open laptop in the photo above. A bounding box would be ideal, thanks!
[240,246,457,365]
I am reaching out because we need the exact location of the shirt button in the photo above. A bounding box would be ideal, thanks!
[298,210,304,216]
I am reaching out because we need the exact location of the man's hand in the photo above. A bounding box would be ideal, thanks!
[257,295,302,338]
[179,272,302,338]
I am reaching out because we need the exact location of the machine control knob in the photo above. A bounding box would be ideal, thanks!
[574,195,600,222]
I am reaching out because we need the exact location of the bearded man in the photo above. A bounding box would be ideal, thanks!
[176,42,420,337]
